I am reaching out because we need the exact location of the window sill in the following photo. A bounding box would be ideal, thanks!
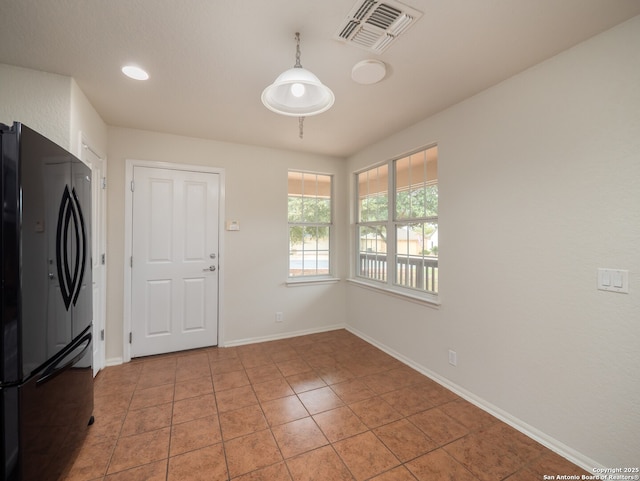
[347,278,441,308]
[286,277,341,287]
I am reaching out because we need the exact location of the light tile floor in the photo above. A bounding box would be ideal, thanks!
[60,329,590,481]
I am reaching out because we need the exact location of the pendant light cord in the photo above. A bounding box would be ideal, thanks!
[294,32,302,68]
[296,33,304,138]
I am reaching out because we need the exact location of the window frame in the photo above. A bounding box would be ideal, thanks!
[353,145,439,304]
[287,170,336,283]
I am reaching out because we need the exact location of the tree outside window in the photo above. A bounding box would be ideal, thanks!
[288,171,332,277]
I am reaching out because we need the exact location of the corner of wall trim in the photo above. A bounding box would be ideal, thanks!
[105,357,124,367]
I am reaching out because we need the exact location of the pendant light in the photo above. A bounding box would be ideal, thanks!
[262,33,335,138]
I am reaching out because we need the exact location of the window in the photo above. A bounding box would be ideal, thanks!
[356,145,438,297]
[288,171,332,278]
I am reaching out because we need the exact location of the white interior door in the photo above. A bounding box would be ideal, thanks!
[131,166,219,357]
[81,143,106,376]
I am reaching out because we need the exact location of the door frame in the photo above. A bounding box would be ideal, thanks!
[123,159,226,363]
[78,132,107,376]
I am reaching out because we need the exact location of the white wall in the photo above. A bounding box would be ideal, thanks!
[105,127,348,361]
[0,64,107,158]
[0,64,71,149]
[346,16,640,468]
[70,79,108,158]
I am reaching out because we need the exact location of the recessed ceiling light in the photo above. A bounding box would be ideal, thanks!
[121,65,149,81]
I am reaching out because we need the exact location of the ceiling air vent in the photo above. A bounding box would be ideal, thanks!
[335,0,423,53]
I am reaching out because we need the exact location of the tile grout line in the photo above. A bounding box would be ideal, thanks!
[104,362,145,479]
[206,350,233,481]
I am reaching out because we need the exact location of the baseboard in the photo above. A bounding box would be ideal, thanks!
[345,326,602,472]
[104,324,346,362]
[105,356,124,367]
[222,323,347,348]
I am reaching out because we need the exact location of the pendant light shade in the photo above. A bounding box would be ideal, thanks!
[262,67,334,116]
[261,33,334,117]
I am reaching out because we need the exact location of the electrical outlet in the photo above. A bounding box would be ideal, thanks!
[275,312,283,323]
[448,349,457,367]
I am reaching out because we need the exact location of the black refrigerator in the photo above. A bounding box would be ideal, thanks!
[1,122,94,481]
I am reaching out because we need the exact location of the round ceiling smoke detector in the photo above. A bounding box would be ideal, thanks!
[351,59,387,85]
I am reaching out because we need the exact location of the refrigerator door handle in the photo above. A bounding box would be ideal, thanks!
[70,187,88,306]
[55,185,88,311]
[35,331,92,387]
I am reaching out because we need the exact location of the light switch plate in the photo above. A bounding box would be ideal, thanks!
[448,349,457,367]
[597,268,629,293]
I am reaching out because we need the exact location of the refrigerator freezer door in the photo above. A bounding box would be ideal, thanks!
[19,326,93,481]
[0,385,20,481]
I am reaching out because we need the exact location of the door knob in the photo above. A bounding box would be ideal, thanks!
[203,265,216,272]
[209,253,216,259]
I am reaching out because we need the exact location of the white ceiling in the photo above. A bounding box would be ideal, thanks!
[1,0,639,157]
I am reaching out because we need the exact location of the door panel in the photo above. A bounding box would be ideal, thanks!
[147,279,172,335]
[184,278,206,330]
[184,181,206,259]
[149,178,173,261]
[131,166,219,357]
